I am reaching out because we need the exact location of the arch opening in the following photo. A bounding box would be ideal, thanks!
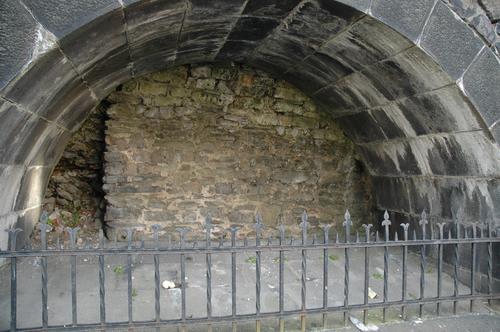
[0,0,499,250]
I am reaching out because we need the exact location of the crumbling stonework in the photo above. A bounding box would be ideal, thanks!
[43,105,106,232]
[103,64,373,236]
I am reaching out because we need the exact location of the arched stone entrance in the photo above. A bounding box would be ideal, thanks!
[0,0,499,248]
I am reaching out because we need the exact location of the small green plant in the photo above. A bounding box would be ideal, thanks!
[272,257,288,263]
[426,267,434,274]
[328,255,339,261]
[372,272,383,280]
[132,288,138,299]
[245,256,257,264]
[113,265,124,275]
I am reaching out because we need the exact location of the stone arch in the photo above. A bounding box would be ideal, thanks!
[0,0,499,247]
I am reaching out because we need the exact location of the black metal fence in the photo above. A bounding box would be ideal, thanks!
[1,210,499,331]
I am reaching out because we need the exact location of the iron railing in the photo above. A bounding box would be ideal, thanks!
[1,210,499,331]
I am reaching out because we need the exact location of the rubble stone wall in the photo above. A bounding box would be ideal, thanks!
[103,64,374,236]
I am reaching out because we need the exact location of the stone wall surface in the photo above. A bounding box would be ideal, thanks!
[42,105,106,233]
[103,64,373,236]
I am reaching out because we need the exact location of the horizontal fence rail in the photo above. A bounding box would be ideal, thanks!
[1,210,499,331]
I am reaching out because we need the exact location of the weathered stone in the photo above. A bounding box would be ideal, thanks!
[103,64,373,231]
[421,1,484,80]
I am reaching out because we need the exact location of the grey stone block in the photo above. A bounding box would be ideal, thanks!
[0,0,47,90]
[278,0,363,51]
[361,47,452,102]
[124,0,184,58]
[2,48,83,121]
[0,165,25,216]
[372,176,411,212]
[335,111,387,143]
[463,47,500,127]
[0,102,32,164]
[133,50,177,78]
[187,0,247,21]
[26,125,72,167]
[371,0,435,42]
[393,85,483,135]
[419,131,500,176]
[22,0,120,38]
[82,47,133,99]
[58,8,128,74]
[216,40,256,62]
[227,17,280,41]
[358,142,423,176]
[242,0,302,19]
[14,165,53,211]
[320,16,412,72]
[420,1,484,80]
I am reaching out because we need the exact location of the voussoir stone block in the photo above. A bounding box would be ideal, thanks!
[462,47,500,127]
[371,0,436,42]
[0,0,52,91]
[420,1,484,80]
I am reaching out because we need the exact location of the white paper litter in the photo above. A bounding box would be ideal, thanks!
[368,287,377,299]
[162,280,176,289]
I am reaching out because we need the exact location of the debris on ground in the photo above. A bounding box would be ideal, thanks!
[349,316,379,331]
[368,287,377,299]
[162,280,176,289]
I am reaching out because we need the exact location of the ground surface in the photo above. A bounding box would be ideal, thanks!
[0,244,498,331]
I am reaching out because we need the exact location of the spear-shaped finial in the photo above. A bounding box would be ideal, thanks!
[343,209,352,242]
[400,223,410,241]
[205,215,214,245]
[39,212,52,250]
[125,227,135,250]
[362,224,373,243]
[419,210,428,239]
[255,212,264,246]
[300,210,308,245]
[5,228,23,251]
[382,210,391,242]
[66,227,80,250]
[436,223,445,240]
[175,227,190,248]
[320,224,331,244]
[151,224,161,249]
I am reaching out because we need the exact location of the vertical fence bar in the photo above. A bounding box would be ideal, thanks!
[40,213,50,329]
[418,211,428,318]
[278,224,286,332]
[254,214,263,332]
[453,221,460,315]
[67,227,80,327]
[6,228,22,332]
[126,228,134,325]
[205,217,213,332]
[343,210,352,326]
[300,211,308,332]
[436,223,445,316]
[400,223,409,320]
[382,211,391,322]
[362,224,372,324]
[177,228,189,332]
[152,225,161,325]
[230,226,238,332]
[98,230,106,327]
[488,223,493,306]
[321,224,331,328]
[470,223,477,312]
